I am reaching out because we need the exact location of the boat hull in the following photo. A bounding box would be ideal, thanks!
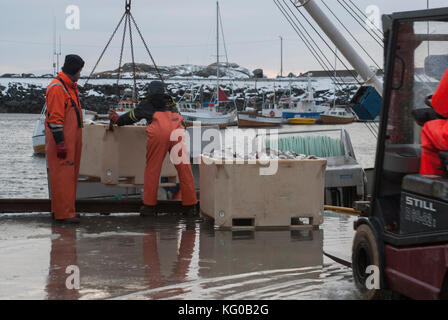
[237,112,284,128]
[288,118,317,125]
[183,120,228,129]
[320,114,354,124]
[282,111,322,119]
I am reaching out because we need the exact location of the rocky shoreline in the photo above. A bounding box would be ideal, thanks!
[0,80,358,114]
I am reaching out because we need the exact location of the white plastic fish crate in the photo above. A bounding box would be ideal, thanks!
[79,124,178,186]
[199,154,327,229]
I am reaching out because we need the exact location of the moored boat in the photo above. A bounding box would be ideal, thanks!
[319,107,355,124]
[237,111,284,127]
[288,117,317,125]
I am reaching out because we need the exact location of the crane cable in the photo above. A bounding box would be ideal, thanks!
[321,0,381,70]
[345,0,384,38]
[282,0,351,89]
[274,0,347,92]
[289,0,362,85]
[84,12,126,87]
[336,0,384,47]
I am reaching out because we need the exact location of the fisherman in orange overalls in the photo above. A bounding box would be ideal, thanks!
[420,67,448,175]
[108,81,197,216]
[45,54,84,224]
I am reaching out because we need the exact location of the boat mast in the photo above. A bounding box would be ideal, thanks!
[53,17,56,76]
[295,0,383,96]
[279,35,283,78]
[216,1,220,107]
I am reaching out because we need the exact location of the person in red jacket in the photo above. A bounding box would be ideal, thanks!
[109,81,198,216]
[45,55,84,223]
[420,67,448,175]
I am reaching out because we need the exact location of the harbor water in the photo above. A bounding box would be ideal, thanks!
[0,113,378,300]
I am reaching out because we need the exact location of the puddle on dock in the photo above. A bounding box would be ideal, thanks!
[0,213,361,300]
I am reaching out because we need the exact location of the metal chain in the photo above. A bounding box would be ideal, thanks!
[128,14,138,102]
[116,13,128,96]
[84,12,126,87]
[129,13,165,85]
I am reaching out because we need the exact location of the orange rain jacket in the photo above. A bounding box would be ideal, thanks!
[45,72,83,219]
[420,67,448,175]
[116,94,197,206]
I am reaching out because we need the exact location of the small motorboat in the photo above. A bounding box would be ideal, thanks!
[319,107,355,124]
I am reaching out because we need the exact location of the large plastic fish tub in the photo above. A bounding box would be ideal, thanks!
[199,154,327,229]
[79,124,178,186]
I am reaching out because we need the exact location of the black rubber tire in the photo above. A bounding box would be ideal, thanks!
[352,224,385,300]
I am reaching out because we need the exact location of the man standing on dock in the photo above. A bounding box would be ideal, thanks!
[108,80,198,217]
[45,54,84,224]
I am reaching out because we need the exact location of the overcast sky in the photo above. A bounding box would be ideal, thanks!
[0,0,447,77]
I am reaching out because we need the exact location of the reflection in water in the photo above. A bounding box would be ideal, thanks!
[46,225,80,300]
[2,215,358,300]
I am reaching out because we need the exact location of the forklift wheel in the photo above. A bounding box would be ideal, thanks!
[352,224,384,300]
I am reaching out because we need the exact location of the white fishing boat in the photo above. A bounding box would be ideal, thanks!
[237,101,285,127]
[32,107,46,155]
[32,104,97,155]
[282,74,325,120]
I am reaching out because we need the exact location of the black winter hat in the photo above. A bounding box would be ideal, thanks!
[62,54,85,75]
[148,80,165,94]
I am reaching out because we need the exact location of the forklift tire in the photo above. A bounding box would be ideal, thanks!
[352,224,385,300]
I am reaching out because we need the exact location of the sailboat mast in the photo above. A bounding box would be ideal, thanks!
[216,1,220,107]
[53,17,56,76]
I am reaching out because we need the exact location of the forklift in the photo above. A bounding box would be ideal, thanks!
[352,7,448,300]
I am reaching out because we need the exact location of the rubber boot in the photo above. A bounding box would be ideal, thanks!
[183,205,198,217]
[54,217,80,224]
[140,205,157,217]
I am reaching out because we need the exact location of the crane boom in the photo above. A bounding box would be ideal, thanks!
[295,0,383,96]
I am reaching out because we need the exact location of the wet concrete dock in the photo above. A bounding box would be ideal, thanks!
[0,212,360,300]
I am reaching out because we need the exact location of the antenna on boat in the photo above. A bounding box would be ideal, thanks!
[279,36,283,78]
[57,35,61,74]
[52,16,56,76]
[216,1,220,107]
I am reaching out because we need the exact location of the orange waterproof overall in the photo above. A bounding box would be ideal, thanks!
[420,68,448,175]
[144,111,197,206]
[45,72,83,220]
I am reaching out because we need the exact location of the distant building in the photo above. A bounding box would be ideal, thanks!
[300,69,384,78]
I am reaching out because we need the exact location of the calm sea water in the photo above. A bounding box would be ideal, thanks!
[0,113,378,300]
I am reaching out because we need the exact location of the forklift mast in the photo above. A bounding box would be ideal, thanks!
[369,7,448,246]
